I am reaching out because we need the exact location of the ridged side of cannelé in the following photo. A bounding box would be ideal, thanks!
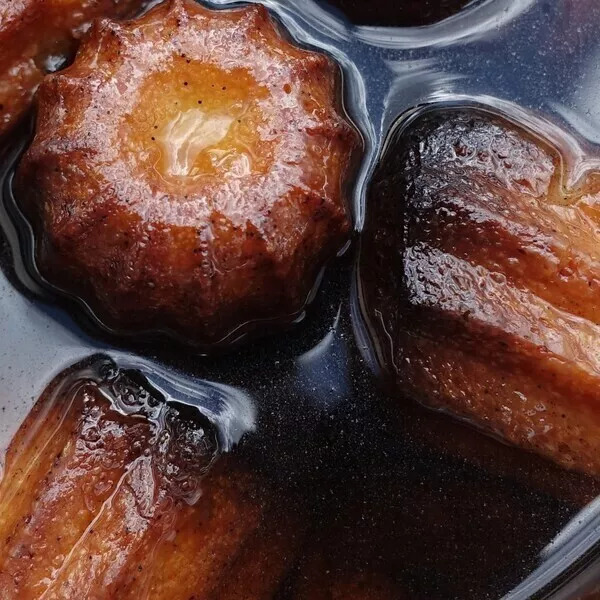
[0,359,300,599]
[360,109,600,477]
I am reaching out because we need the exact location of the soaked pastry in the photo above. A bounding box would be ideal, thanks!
[326,0,473,26]
[385,394,600,506]
[0,358,301,599]
[358,108,600,477]
[289,522,408,599]
[0,0,145,138]
[16,0,359,347]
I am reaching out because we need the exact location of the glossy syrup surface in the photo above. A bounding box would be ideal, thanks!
[2,1,600,599]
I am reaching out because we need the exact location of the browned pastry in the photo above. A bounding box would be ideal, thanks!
[325,0,473,26]
[0,359,301,599]
[16,0,359,347]
[358,108,600,477]
[0,0,145,138]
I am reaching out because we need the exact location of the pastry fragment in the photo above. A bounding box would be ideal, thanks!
[0,0,144,138]
[0,357,300,599]
[16,0,360,347]
[358,108,600,477]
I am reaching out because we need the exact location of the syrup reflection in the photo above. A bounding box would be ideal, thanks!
[1,0,600,597]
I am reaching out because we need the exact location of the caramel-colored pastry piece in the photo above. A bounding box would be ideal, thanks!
[359,108,600,477]
[16,0,359,347]
[326,0,472,26]
[0,0,144,138]
[0,358,300,599]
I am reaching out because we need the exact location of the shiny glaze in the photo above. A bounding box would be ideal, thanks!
[16,0,360,347]
[0,354,579,600]
[0,0,145,138]
[358,108,600,477]
[0,357,303,599]
[2,0,600,599]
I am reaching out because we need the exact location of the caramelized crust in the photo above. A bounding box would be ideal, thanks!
[0,0,144,137]
[359,109,600,476]
[0,359,300,599]
[16,0,359,347]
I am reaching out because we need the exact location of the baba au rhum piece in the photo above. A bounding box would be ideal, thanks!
[16,0,360,348]
[0,0,145,138]
[359,108,600,477]
[0,358,301,599]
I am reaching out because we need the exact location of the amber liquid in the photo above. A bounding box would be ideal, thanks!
[1,0,600,598]
[0,118,592,598]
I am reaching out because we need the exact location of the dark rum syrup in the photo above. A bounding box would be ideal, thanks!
[1,0,600,598]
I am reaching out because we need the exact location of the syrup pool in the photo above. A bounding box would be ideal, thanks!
[2,0,600,598]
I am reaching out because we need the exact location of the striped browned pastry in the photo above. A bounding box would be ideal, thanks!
[0,361,301,599]
[359,108,600,477]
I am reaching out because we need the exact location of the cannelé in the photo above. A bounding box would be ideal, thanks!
[16,0,360,347]
[0,358,300,599]
[359,108,600,477]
